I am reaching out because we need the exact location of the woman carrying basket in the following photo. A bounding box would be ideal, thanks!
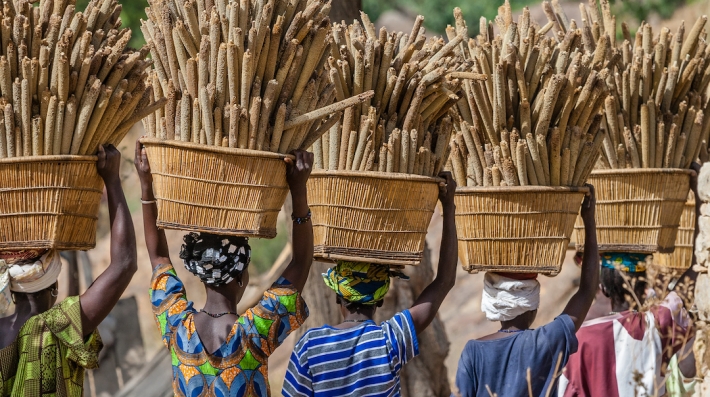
[282,171,458,397]
[454,186,599,397]
[557,165,701,397]
[135,140,314,397]
[0,145,137,396]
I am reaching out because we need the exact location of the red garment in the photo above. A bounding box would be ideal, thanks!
[558,292,691,397]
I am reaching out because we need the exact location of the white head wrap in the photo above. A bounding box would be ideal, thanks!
[3,250,62,293]
[481,272,541,322]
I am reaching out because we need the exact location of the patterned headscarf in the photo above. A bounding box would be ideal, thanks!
[179,233,251,287]
[601,253,648,273]
[323,261,409,305]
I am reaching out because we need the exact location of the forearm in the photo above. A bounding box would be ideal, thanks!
[579,223,600,296]
[141,181,171,266]
[433,205,458,289]
[282,189,313,291]
[106,178,137,272]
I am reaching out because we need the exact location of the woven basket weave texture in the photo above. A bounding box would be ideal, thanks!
[141,138,290,238]
[307,170,440,266]
[0,156,103,250]
[455,186,587,275]
[653,192,696,270]
[574,169,693,254]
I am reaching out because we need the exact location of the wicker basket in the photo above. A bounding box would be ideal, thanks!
[0,156,103,250]
[456,186,588,276]
[653,192,696,270]
[141,138,290,238]
[574,169,693,254]
[307,170,441,266]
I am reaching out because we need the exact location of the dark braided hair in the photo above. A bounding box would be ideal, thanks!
[179,233,251,287]
[601,267,647,308]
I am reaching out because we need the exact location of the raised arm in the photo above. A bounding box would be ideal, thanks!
[280,150,314,292]
[134,140,171,269]
[409,172,458,334]
[80,145,137,337]
[563,184,599,330]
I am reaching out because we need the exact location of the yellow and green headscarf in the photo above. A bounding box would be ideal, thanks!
[323,261,408,305]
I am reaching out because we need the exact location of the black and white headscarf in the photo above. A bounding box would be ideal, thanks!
[179,233,251,287]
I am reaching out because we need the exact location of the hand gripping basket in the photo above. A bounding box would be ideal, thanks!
[0,156,103,250]
[307,170,441,266]
[653,192,696,271]
[455,186,588,276]
[574,169,694,254]
[141,138,290,238]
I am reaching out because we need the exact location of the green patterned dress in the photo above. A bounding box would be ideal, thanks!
[0,296,103,397]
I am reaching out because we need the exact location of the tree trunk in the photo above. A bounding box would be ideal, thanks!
[329,0,361,24]
[295,245,452,397]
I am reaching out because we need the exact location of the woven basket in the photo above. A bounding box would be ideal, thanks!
[0,156,103,250]
[456,186,588,276]
[574,169,693,254]
[141,138,290,238]
[653,192,696,270]
[307,170,441,266]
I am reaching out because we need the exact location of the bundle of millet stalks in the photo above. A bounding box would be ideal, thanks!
[574,0,710,169]
[0,0,156,158]
[448,2,609,188]
[311,13,474,177]
[140,0,373,154]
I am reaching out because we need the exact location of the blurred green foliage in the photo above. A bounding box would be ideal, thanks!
[609,0,686,22]
[75,0,148,49]
[362,0,529,36]
[249,221,289,274]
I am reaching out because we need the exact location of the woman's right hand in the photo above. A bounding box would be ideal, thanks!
[580,183,596,225]
[285,150,314,194]
[134,140,153,191]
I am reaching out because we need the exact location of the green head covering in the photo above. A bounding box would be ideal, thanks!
[323,261,408,305]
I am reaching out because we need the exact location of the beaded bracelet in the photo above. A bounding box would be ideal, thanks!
[292,209,312,224]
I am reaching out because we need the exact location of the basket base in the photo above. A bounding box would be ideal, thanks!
[0,240,96,251]
[463,264,561,276]
[576,243,674,254]
[157,221,277,239]
[314,246,423,266]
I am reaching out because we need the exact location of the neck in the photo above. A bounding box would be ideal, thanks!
[203,287,239,313]
[344,312,373,322]
[13,295,49,318]
[500,320,530,331]
[611,300,632,313]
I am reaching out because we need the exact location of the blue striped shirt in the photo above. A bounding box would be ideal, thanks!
[283,310,419,397]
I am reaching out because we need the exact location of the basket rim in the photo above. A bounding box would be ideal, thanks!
[140,137,296,160]
[310,169,445,183]
[455,185,590,194]
[0,155,98,164]
[590,168,697,177]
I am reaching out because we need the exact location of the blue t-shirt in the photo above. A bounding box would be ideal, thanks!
[454,315,578,397]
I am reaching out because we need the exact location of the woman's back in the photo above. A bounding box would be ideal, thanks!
[283,311,418,397]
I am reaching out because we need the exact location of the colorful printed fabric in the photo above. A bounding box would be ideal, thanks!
[0,296,103,397]
[150,262,308,397]
[601,253,648,273]
[323,261,408,305]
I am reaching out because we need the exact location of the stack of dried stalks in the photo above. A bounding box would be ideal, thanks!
[448,2,609,188]
[311,13,471,177]
[0,0,156,158]
[575,7,710,170]
[141,0,373,154]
